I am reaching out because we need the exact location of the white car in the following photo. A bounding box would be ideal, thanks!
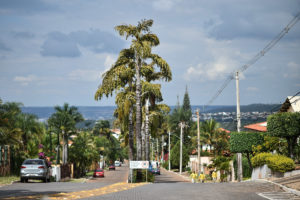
[114,160,121,167]
[20,159,51,183]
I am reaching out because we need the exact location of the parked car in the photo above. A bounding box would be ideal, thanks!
[108,164,115,170]
[151,161,160,175]
[93,168,104,177]
[114,160,121,167]
[20,158,51,183]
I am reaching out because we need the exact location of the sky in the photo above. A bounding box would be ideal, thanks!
[0,0,300,107]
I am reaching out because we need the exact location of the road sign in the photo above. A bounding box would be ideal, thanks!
[129,161,149,169]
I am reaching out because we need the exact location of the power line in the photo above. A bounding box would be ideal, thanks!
[203,11,300,110]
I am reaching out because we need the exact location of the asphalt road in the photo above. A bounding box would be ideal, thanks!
[0,165,128,199]
[0,165,298,200]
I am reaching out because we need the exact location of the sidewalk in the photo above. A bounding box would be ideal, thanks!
[266,174,300,197]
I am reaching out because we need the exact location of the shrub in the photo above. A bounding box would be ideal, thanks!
[266,155,295,173]
[251,153,295,173]
[162,160,169,169]
[251,152,273,168]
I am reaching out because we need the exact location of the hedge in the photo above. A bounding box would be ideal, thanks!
[230,132,264,153]
[251,153,295,173]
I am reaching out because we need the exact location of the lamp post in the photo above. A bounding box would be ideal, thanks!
[168,131,171,171]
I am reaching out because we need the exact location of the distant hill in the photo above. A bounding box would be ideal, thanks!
[21,106,116,121]
[21,104,280,121]
[201,104,281,113]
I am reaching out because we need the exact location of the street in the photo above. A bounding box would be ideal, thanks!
[0,165,298,200]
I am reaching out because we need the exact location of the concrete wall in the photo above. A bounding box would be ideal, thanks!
[252,165,300,180]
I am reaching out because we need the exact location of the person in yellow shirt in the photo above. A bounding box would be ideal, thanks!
[212,171,217,183]
[190,171,197,183]
[199,172,205,183]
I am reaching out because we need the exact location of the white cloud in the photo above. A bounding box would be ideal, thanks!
[68,69,101,82]
[13,75,37,86]
[184,56,237,81]
[104,54,116,70]
[152,0,181,11]
[283,61,300,78]
[247,87,259,92]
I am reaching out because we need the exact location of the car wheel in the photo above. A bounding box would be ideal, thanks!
[25,179,28,183]
[20,178,24,183]
[43,177,47,183]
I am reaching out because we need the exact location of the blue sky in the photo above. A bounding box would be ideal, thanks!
[0,0,300,107]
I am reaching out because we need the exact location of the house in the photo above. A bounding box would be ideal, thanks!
[279,96,300,113]
[244,96,300,132]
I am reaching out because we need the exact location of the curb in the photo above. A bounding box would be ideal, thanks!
[255,179,300,197]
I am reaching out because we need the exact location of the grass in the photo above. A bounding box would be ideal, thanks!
[86,171,93,176]
[0,176,19,185]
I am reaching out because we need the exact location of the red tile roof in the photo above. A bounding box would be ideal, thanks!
[218,128,231,133]
[244,122,267,132]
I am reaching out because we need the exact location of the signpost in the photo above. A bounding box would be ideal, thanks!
[129,161,150,183]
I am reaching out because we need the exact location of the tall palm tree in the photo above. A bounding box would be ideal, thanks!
[96,19,171,161]
[201,119,220,155]
[115,19,171,160]
[48,103,83,164]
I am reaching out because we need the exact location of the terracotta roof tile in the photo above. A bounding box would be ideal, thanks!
[244,122,267,132]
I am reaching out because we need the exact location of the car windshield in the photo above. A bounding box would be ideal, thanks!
[23,160,43,165]
[96,169,103,172]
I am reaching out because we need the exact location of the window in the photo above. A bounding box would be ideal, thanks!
[23,159,44,165]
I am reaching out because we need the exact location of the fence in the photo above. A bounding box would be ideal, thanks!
[0,145,10,176]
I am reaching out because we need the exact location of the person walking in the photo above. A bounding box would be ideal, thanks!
[199,172,205,183]
[190,171,197,183]
[212,171,217,183]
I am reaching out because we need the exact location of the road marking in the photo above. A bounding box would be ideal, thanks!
[0,182,148,200]
[258,192,300,200]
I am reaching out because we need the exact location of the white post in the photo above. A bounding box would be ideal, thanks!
[162,135,164,163]
[197,109,201,173]
[180,122,183,174]
[169,131,171,171]
[151,138,154,161]
[156,138,159,161]
[236,71,243,182]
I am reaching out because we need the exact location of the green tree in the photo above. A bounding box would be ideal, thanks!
[69,131,98,177]
[201,119,219,155]
[16,113,44,155]
[0,101,23,145]
[96,19,171,161]
[230,131,264,170]
[267,112,300,158]
[115,19,171,160]
[48,103,83,164]
[170,140,189,170]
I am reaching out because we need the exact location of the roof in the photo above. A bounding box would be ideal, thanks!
[244,122,267,132]
[280,96,300,113]
[218,128,231,133]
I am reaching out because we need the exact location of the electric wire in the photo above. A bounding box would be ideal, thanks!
[203,11,300,111]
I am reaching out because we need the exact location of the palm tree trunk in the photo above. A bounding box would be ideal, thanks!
[135,57,142,160]
[62,131,68,164]
[128,106,134,161]
[141,122,145,160]
[145,98,150,161]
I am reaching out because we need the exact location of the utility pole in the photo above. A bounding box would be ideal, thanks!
[196,109,201,173]
[156,138,159,161]
[236,71,243,182]
[179,122,184,174]
[151,136,153,161]
[168,130,171,171]
[161,135,164,163]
